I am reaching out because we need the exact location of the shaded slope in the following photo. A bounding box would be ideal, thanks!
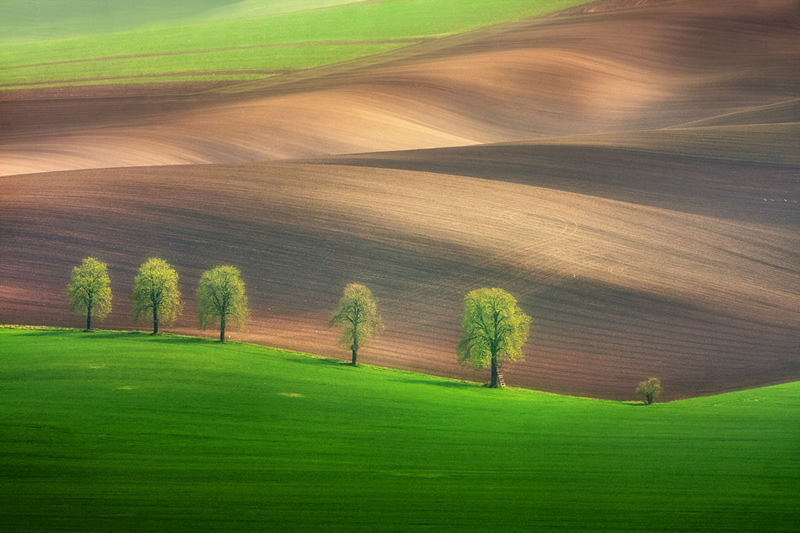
[2,126,798,399]
[320,123,800,223]
[2,0,798,176]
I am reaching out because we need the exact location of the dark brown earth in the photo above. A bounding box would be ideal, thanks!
[1,0,798,400]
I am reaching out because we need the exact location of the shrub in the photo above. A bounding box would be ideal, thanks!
[636,377,662,405]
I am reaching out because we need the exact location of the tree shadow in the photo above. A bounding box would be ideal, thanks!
[285,355,351,367]
[622,401,650,407]
[390,377,479,390]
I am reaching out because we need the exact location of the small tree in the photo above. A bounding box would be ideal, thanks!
[329,283,383,366]
[197,265,249,343]
[132,258,183,335]
[67,257,112,331]
[636,377,662,405]
[457,287,531,388]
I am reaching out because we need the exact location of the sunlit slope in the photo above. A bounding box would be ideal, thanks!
[2,124,798,399]
[2,0,798,176]
[2,329,798,531]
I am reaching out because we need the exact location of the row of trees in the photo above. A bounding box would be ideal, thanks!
[67,257,661,400]
[68,257,248,343]
[67,257,532,388]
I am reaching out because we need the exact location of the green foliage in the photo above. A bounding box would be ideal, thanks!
[637,377,663,405]
[132,258,183,335]
[329,283,383,365]
[457,287,530,386]
[196,265,249,342]
[1,328,798,532]
[66,257,112,330]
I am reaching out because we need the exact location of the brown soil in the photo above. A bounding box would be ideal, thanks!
[1,0,798,399]
[2,0,797,175]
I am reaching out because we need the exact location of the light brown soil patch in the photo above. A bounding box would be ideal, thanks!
[2,0,798,176]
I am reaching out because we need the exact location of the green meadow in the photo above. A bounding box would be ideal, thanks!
[1,328,798,531]
[1,0,591,89]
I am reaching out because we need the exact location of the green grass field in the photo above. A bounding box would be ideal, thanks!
[1,327,798,531]
[1,0,591,89]
[0,0,362,41]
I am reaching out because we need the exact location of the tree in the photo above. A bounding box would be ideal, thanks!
[132,258,183,335]
[197,265,249,343]
[329,283,383,366]
[636,377,662,405]
[67,257,112,331]
[457,287,531,388]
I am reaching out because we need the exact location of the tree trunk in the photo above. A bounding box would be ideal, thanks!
[351,320,359,366]
[220,315,226,343]
[86,302,93,331]
[490,350,498,388]
[152,306,159,335]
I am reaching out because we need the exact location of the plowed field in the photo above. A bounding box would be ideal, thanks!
[1,0,798,399]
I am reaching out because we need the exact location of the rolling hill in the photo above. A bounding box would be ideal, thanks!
[1,0,799,400]
[1,328,798,531]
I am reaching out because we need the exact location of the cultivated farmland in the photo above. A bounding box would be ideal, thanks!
[1,0,799,402]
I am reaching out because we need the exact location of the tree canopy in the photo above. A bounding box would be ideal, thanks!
[132,258,183,335]
[636,377,662,405]
[197,265,249,342]
[67,257,112,331]
[457,287,531,388]
[329,283,383,365]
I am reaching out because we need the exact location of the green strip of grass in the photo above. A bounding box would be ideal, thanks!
[1,0,591,89]
[0,1,373,42]
[1,43,407,87]
[1,328,798,532]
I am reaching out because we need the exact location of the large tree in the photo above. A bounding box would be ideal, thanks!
[457,287,531,388]
[132,258,183,335]
[67,257,112,331]
[329,283,383,366]
[197,265,249,343]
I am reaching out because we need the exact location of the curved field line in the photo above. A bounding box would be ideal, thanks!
[0,71,287,88]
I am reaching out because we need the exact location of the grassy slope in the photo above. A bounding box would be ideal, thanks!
[1,0,591,88]
[0,0,359,42]
[1,328,798,532]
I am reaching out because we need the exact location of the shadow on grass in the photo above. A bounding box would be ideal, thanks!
[391,377,479,390]
[285,355,351,367]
